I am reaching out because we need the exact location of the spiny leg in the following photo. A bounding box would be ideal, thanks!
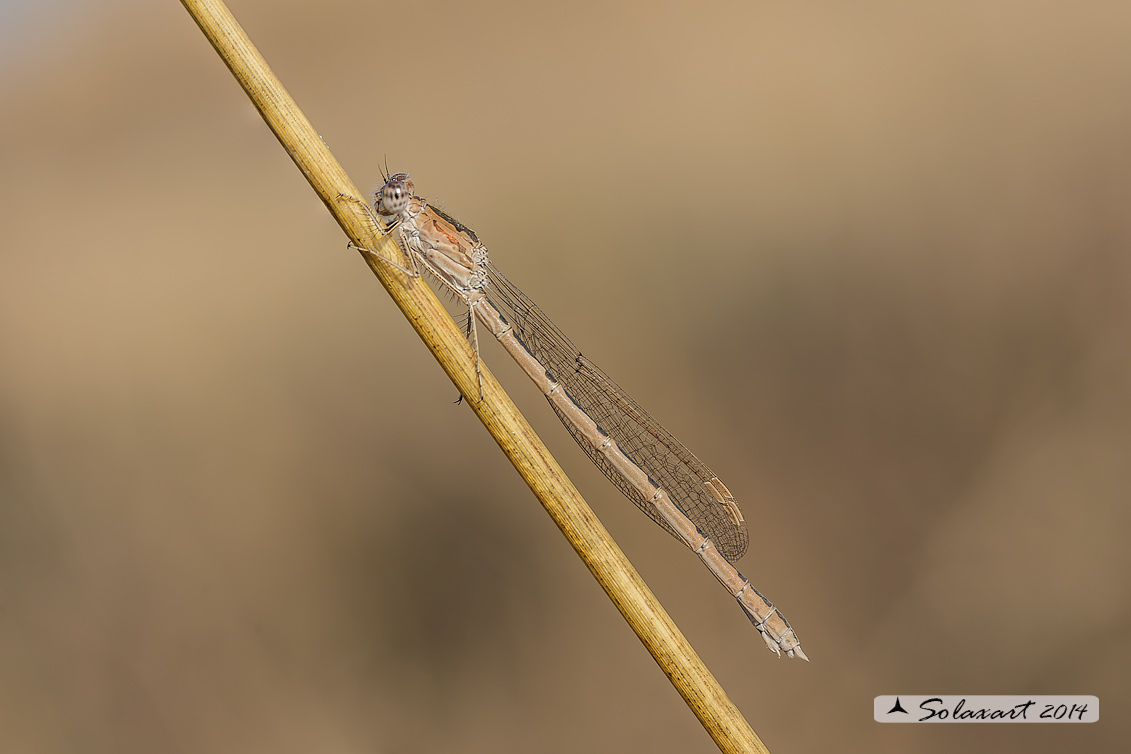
[468,300,485,401]
[454,299,486,404]
[336,193,421,278]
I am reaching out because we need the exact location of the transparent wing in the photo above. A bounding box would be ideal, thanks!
[483,263,750,563]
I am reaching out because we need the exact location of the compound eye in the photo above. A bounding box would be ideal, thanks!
[376,173,414,216]
[384,186,407,214]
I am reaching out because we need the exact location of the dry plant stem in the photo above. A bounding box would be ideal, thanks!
[179,1,773,752]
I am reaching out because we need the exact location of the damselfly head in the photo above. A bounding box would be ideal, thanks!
[374,173,414,218]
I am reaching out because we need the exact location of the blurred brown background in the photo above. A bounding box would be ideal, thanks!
[1,0,1128,751]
